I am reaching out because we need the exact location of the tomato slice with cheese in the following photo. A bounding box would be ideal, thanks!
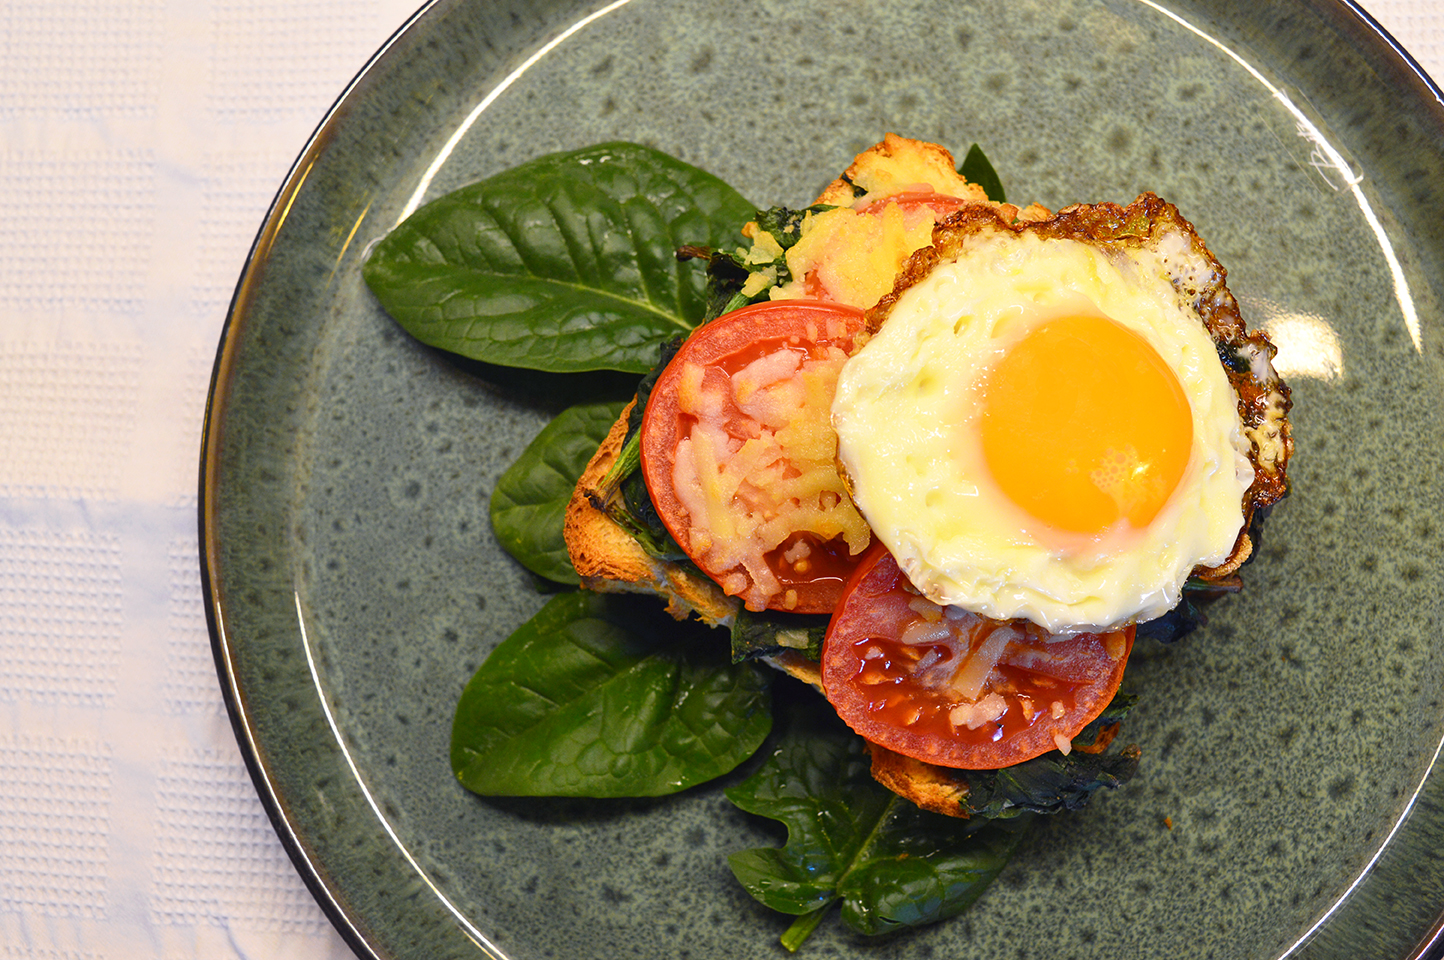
[821,544,1134,769]
[854,190,972,218]
[788,192,974,305]
[640,300,873,614]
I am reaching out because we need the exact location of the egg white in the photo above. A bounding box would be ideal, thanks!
[831,226,1255,633]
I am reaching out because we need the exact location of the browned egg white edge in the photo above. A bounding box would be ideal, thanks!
[856,194,1295,585]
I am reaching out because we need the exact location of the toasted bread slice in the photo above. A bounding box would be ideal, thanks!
[812,132,1052,225]
[563,401,739,626]
[813,133,990,207]
[741,135,1053,310]
[867,746,972,817]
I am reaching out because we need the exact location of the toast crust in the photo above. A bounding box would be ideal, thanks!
[563,401,739,626]
[812,133,1052,224]
[867,746,972,817]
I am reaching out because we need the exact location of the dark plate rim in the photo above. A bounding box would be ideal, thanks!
[199,2,437,958]
[198,2,1444,959]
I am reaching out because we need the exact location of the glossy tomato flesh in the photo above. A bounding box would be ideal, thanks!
[821,544,1134,769]
[640,300,869,614]
[854,190,973,218]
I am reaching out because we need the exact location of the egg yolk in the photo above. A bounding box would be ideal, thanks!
[979,313,1193,535]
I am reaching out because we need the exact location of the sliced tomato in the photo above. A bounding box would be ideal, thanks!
[798,192,974,303]
[854,190,973,218]
[821,544,1133,769]
[640,300,871,614]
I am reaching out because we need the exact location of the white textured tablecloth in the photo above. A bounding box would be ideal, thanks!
[0,1,1439,958]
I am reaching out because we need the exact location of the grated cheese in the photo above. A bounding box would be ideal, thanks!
[670,348,870,611]
[771,202,943,309]
[949,693,1007,730]
[948,623,1018,703]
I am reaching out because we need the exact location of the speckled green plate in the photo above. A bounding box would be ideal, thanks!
[201,0,1444,957]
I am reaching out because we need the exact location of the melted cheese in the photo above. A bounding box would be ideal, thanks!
[771,204,940,308]
[669,347,870,611]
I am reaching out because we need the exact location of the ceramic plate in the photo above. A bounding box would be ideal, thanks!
[201,0,1444,956]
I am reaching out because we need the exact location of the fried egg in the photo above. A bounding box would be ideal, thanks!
[831,200,1256,634]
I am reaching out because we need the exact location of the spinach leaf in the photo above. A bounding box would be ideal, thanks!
[726,693,1027,948]
[364,142,758,374]
[1137,577,1243,643]
[730,607,828,663]
[960,693,1141,819]
[489,400,626,584]
[962,747,1141,819]
[679,242,754,321]
[451,592,771,797]
[708,204,830,303]
[959,143,1007,203]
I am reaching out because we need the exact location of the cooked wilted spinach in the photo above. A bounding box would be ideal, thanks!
[731,606,829,663]
[959,693,1142,819]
